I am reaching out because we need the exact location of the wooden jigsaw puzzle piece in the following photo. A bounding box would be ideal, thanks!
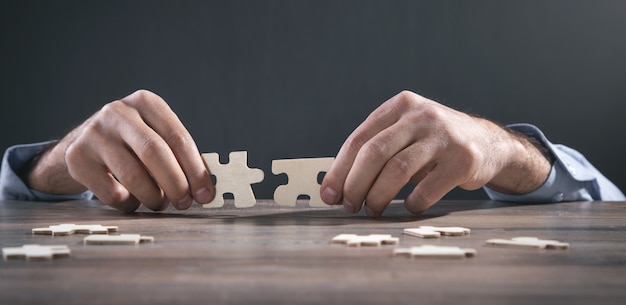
[403,227,440,238]
[272,157,334,207]
[485,237,569,250]
[83,234,154,245]
[403,226,471,238]
[331,234,399,247]
[393,245,476,258]
[32,223,119,236]
[3,244,71,260]
[201,151,264,208]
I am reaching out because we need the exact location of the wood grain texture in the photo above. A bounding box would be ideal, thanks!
[1,199,626,305]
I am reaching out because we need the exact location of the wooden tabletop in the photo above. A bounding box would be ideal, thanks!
[1,199,625,305]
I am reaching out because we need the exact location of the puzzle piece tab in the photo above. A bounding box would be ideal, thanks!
[202,151,264,208]
[485,237,569,250]
[393,245,476,258]
[84,234,154,245]
[32,224,119,236]
[3,244,71,260]
[403,226,471,238]
[272,157,334,207]
[331,234,399,247]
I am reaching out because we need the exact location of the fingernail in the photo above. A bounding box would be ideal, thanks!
[343,199,355,213]
[160,198,172,211]
[177,194,193,210]
[321,187,338,205]
[194,187,213,204]
[365,206,378,217]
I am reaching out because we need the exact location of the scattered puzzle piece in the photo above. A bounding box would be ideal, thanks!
[393,245,476,258]
[331,234,399,247]
[3,244,71,260]
[84,234,154,245]
[272,157,334,207]
[202,151,264,208]
[403,226,471,238]
[32,224,119,236]
[485,237,569,250]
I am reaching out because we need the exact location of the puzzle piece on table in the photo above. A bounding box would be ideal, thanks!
[202,151,264,208]
[485,237,569,250]
[393,245,476,258]
[272,157,334,207]
[32,224,119,236]
[403,226,471,238]
[331,234,399,247]
[3,244,71,260]
[83,234,154,245]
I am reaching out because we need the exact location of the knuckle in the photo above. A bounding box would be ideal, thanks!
[420,103,446,122]
[137,137,166,161]
[123,89,164,109]
[99,100,126,118]
[395,90,417,106]
[165,130,194,152]
[132,89,157,103]
[360,140,387,163]
[343,133,368,155]
[385,156,412,179]
[371,91,415,120]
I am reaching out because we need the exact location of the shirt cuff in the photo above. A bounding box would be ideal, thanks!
[484,123,625,202]
[0,141,93,201]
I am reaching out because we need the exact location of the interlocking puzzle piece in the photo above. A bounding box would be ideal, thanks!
[32,223,119,236]
[272,157,335,207]
[83,234,154,245]
[331,234,399,247]
[393,245,476,258]
[403,226,471,238]
[201,151,264,208]
[3,244,71,260]
[485,237,569,250]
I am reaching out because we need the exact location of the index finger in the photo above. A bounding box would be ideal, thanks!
[320,93,408,206]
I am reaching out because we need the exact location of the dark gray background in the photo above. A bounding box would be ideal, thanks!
[1,0,625,200]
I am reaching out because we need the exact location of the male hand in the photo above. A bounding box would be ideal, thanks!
[26,90,215,212]
[320,91,550,216]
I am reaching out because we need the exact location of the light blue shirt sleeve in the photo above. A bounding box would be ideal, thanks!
[484,123,625,202]
[0,141,93,201]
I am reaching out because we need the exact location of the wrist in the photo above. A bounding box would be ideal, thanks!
[26,141,87,195]
[17,143,51,186]
[486,125,552,195]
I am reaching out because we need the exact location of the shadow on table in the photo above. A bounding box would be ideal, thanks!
[118,199,558,227]
[0,199,559,227]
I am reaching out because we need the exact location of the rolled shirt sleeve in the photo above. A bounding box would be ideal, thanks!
[484,124,625,202]
[0,141,93,201]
